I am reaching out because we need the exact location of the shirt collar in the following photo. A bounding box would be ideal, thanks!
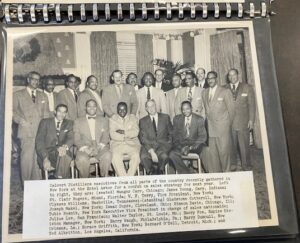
[68,87,76,93]
[44,90,53,96]
[54,117,63,125]
[27,87,36,95]
[86,114,97,119]
[185,115,192,122]
[150,113,158,120]
[230,82,240,88]
[209,85,217,92]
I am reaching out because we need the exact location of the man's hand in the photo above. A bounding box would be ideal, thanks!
[116,129,125,134]
[181,146,190,156]
[248,120,254,131]
[43,157,54,171]
[148,148,159,163]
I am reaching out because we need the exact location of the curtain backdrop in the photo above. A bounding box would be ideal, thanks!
[90,32,118,89]
[135,34,153,84]
[210,29,262,148]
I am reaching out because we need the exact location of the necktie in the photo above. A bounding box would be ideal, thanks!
[209,90,213,103]
[147,87,151,100]
[152,117,157,135]
[31,90,36,103]
[116,85,122,98]
[56,121,60,137]
[232,84,236,91]
[74,90,78,102]
[186,118,190,137]
[88,116,96,119]
[188,87,193,101]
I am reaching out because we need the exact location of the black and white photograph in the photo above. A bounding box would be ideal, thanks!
[2,21,278,242]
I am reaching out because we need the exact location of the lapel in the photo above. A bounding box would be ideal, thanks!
[95,116,101,142]
[58,119,68,141]
[23,88,36,106]
[50,118,57,140]
[66,89,76,105]
[178,115,186,137]
[83,117,93,141]
[235,82,244,101]
[147,115,156,136]
[189,115,196,137]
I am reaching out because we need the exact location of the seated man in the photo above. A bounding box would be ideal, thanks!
[35,104,74,179]
[74,99,112,178]
[109,102,140,176]
[139,99,173,175]
[169,101,207,174]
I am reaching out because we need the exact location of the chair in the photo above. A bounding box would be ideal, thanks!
[122,153,140,176]
[44,159,76,180]
[167,153,202,175]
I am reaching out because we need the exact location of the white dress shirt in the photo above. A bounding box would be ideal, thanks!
[44,91,55,111]
[198,80,206,88]
[54,117,62,130]
[150,113,158,126]
[68,88,76,99]
[230,82,240,90]
[86,115,96,140]
[155,81,162,89]
[27,87,36,97]
[209,85,217,101]
[184,115,192,126]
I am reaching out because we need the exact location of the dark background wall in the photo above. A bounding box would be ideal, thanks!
[271,0,300,218]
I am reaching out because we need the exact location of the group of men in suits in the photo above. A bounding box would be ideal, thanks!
[13,67,256,183]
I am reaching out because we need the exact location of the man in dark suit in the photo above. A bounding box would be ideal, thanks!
[154,69,173,93]
[196,67,209,89]
[169,101,207,174]
[225,68,256,171]
[139,99,173,175]
[57,74,80,120]
[74,99,112,178]
[43,77,58,115]
[202,71,235,173]
[35,104,74,179]
[13,71,50,182]
[102,70,138,118]
[77,75,104,117]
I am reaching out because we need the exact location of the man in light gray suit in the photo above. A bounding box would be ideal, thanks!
[174,71,205,118]
[13,71,50,183]
[166,73,182,122]
[225,68,256,171]
[74,99,112,178]
[137,72,167,119]
[57,74,80,121]
[202,71,235,173]
[77,75,104,117]
[102,70,138,118]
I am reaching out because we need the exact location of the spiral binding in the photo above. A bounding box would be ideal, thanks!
[2,2,271,24]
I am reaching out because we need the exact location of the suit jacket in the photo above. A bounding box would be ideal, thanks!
[57,88,79,120]
[102,84,138,117]
[154,79,173,93]
[139,113,173,152]
[13,88,50,139]
[202,86,235,137]
[74,115,110,150]
[173,114,207,149]
[35,118,74,167]
[136,87,167,119]
[77,88,104,117]
[224,83,256,130]
[109,114,140,149]
[166,88,181,122]
[174,86,205,118]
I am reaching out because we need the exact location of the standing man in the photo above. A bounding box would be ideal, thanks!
[139,99,173,175]
[13,71,50,182]
[169,101,207,174]
[136,72,167,119]
[43,77,58,115]
[154,69,173,93]
[175,71,205,118]
[126,72,141,92]
[166,73,182,122]
[196,67,209,89]
[57,74,80,120]
[202,71,235,173]
[77,75,104,117]
[109,102,140,176]
[35,104,74,179]
[225,68,256,171]
[74,99,111,178]
[102,70,138,118]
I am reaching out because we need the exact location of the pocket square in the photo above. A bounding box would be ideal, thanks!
[241,93,248,97]
[197,97,201,100]
[217,98,224,101]
[41,100,45,103]
[101,128,105,132]
[64,129,68,132]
